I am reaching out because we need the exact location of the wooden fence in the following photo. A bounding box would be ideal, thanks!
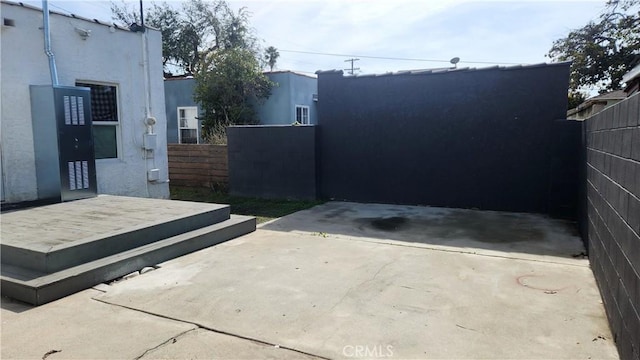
[168,144,228,187]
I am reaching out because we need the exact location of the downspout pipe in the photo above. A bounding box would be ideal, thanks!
[139,0,145,32]
[42,0,59,86]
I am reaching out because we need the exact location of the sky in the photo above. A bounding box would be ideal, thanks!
[22,0,609,79]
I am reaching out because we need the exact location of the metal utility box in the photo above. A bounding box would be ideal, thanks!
[30,85,97,202]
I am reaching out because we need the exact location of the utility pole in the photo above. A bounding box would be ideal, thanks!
[344,58,360,75]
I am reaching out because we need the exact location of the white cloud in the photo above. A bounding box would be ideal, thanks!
[232,0,608,74]
[31,0,609,74]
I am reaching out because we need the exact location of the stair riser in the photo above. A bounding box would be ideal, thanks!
[1,217,255,305]
[1,208,230,274]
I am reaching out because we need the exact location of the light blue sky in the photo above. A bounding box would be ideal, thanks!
[23,0,608,81]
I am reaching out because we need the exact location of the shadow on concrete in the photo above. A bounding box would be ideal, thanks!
[260,201,586,260]
[1,296,34,314]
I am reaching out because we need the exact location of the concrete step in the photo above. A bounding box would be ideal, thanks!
[2,199,230,273]
[1,215,256,305]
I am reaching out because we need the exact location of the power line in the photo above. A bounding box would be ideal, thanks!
[47,3,73,14]
[279,49,525,66]
[40,2,111,22]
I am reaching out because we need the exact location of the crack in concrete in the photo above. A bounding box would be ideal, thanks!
[320,260,395,349]
[329,259,394,312]
[371,260,394,280]
[41,349,61,360]
[91,298,330,360]
[134,328,196,360]
[456,324,480,333]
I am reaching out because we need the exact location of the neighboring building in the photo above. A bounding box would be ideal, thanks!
[164,70,317,144]
[164,76,201,144]
[567,90,627,120]
[622,63,640,96]
[0,1,169,203]
[253,71,318,126]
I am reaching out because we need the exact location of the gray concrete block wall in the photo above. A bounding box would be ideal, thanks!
[585,92,640,360]
[227,125,317,200]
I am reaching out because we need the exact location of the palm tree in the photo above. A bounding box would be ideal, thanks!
[264,46,280,72]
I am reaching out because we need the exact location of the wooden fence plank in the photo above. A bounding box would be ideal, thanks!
[168,144,228,187]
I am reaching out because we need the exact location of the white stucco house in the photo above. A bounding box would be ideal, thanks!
[0,1,169,203]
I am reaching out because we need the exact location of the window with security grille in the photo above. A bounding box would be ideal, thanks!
[76,82,119,159]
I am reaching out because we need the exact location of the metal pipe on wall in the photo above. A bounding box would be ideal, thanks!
[42,0,59,86]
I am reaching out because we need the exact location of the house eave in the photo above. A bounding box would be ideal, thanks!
[1,0,159,32]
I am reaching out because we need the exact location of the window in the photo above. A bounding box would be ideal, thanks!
[295,105,310,124]
[76,82,119,159]
[178,106,199,144]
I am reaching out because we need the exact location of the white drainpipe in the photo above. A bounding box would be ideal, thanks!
[42,0,59,86]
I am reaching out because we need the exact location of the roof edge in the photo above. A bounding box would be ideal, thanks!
[622,64,640,83]
[1,0,159,32]
[315,62,571,79]
[265,70,317,79]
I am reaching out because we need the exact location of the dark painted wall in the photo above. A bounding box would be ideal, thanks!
[317,64,574,214]
[227,125,317,200]
[584,93,639,360]
[548,120,584,219]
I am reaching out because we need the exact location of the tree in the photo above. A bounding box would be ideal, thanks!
[264,46,280,72]
[110,0,141,25]
[111,1,181,75]
[111,0,260,75]
[194,48,274,142]
[548,0,640,92]
[113,0,273,142]
[568,91,587,110]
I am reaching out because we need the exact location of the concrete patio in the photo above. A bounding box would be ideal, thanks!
[1,202,618,359]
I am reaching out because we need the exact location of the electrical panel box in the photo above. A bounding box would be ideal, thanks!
[30,85,97,202]
[143,133,157,150]
[147,168,160,182]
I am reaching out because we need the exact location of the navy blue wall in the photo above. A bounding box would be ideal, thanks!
[227,125,317,200]
[317,63,574,214]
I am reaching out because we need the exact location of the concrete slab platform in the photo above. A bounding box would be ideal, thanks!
[94,221,617,358]
[1,195,230,273]
[2,215,255,305]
